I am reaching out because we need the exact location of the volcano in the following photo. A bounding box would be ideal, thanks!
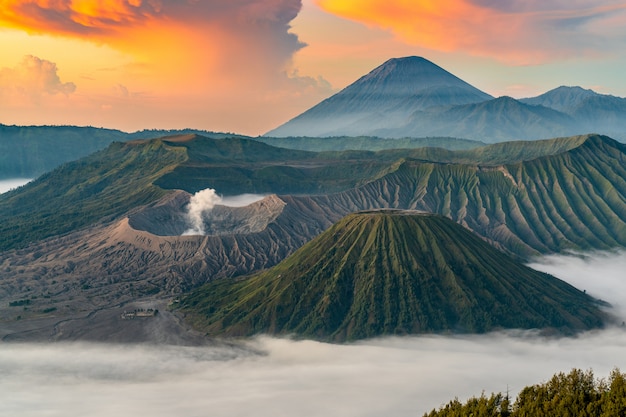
[266,56,493,138]
[180,211,606,342]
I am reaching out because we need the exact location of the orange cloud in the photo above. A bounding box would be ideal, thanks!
[315,0,626,64]
[0,1,336,134]
[0,55,76,102]
[0,1,305,84]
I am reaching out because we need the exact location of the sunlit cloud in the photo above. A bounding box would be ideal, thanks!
[0,1,303,80]
[0,55,76,102]
[314,0,626,64]
[0,0,335,134]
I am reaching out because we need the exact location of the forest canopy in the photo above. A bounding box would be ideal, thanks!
[424,368,626,417]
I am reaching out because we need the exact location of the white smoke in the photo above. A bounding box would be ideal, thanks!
[182,190,269,235]
[182,188,222,236]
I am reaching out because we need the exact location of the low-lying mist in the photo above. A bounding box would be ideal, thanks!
[2,251,625,417]
[528,250,626,320]
[0,178,32,194]
[220,193,268,207]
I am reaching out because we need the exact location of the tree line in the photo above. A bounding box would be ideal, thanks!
[424,368,626,417]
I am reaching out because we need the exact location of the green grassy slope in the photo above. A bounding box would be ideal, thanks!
[327,135,626,255]
[153,136,402,194]
[180,212,606,342]
[1,133,623,255]
[0,140,187,251]
[154,134,595,195]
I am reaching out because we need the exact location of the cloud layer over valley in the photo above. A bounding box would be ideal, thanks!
[2,251,626,417]
[0,179,32,194]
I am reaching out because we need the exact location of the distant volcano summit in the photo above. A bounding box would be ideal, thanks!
[266,56,493,138]
[266,57,626,143]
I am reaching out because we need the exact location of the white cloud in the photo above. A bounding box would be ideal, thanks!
[0,55,76,101]
[1,251,626,417]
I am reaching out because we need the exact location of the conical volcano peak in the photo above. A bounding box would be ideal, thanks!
[354,56,485,93]
[180,211,606,342]
[265,56,493,137]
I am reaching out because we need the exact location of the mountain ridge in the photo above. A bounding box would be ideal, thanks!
[1,134,624,341]
[1,133,624,256]
[266,57,626,142]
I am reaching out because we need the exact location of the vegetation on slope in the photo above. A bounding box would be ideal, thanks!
[0,140,187,251]
[324,134,626,256]
[154,134,598,195]
[424,368,626,417]
[152,136,398,194]
[179,211,605,342]
[1,133,624,255]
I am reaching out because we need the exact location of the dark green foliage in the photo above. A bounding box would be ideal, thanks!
[424,393,510,417]
[0,125,251,179]
[154,134,601,196]
[152,136,397,194]
[179,212,605,342]
[425,368,626,417]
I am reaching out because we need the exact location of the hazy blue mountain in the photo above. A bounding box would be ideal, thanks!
[376,96,578,142]
[266,58,626,143]
[521,86,626,139]
[256,136,485,152]
[520,86,600,113]
[266,56,493,137]
[0,125,126,179]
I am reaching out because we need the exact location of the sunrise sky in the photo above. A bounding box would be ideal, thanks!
[1,0,626,135]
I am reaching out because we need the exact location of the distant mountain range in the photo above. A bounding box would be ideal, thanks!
[0,124,482,179]
[267,56,626,143]
[180,211,606,342]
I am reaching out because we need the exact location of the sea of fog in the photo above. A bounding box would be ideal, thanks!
[0,178,31,194]
[1,251,626,416]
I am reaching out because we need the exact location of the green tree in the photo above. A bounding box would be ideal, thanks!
[425,368,626,417]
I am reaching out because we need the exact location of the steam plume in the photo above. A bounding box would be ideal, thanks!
[183,188,222,236]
